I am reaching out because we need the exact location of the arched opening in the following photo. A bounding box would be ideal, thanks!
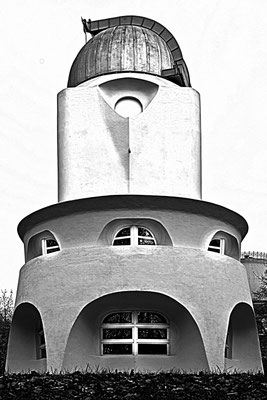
[62,291,208,372]
[207,231,240,260]
[99,77,159,115]
[6,303,47,372]
[224,303,262,371]
[98,218,172,246]
[26,230,60,261]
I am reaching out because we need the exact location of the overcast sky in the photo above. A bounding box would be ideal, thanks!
[1,0,267,294]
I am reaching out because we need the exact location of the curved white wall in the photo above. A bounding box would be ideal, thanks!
[57,74,201,201]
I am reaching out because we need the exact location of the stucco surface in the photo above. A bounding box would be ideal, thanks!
[7,246,262,372]
[21,204,243,261]
[57,74,201,201]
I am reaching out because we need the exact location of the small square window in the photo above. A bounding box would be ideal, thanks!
[42,238,60,255]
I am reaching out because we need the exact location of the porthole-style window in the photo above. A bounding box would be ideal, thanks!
[101,311,169,355]
[113,226,156,246]
[114,96,143,118]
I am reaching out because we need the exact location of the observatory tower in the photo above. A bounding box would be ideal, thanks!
[6,16,262,372]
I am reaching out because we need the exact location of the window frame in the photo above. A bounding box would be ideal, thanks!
[208,238,225,255]
[41,238,60,255]
[112,226,156,246]
[36,327,47,360]
[101,311,169,356]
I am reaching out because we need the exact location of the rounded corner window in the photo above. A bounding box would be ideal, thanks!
[26,230,60,261]
[101,311,169,356]
[207,231,240,260]
[114,97,143,118]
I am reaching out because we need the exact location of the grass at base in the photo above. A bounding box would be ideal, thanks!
[0,370,267,400]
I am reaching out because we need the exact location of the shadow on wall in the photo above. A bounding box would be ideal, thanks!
[225,302,262,372]
[6,303,47,373]
[62,291,209,372]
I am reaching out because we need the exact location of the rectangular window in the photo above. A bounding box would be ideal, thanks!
[101,311,169,355]
[37,329,47,359]
[225,323,233,359]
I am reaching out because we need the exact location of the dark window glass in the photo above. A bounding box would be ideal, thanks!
[138,312,167,324]
[138,329,167,339]
[209,239,220,247]
[138,227,152,237]
[138,238,155,245]
[115,228,131,237]
[208,248,220,253]
[46,239,58,247]
[103,329,132,339]
[39,332,45,345]
[138,344,167,355]
[103,344,132,354]
[113,238,131,246]
[103,312,132,324]
[47,247,60,254]
[40,348,47,358]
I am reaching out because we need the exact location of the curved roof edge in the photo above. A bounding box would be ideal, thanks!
[18,195,248,240]
[81,15,191,87]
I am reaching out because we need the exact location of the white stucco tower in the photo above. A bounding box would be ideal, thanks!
[6,16,263,373]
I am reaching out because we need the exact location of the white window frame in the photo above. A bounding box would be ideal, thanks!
[208,238,225,255]
[113,226,156,246]
[41,238,60,255]
[101,311,169,356]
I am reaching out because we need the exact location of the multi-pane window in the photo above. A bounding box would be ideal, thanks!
[208,238,225,255]
[101,311,169,355]
[113,226,156,246]
[42,239,60,255]
[37,327,46,359]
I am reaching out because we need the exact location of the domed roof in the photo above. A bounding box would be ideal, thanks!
[68,25,174,87]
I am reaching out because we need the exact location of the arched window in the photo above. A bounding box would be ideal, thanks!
[113,226,156,246]
[101,311,169,355]
[207,231,240,259]
[26,230,60,261]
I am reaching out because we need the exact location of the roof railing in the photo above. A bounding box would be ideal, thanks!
[241,251,267,260]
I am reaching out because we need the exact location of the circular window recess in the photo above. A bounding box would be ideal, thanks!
[114,97,143,118]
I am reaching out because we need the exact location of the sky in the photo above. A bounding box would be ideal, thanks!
[1,0,267,294]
